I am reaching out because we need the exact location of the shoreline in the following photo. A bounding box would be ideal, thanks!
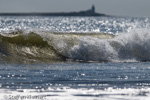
[0,12,106,16]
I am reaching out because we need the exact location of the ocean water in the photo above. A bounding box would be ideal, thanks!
[0,16,150,100]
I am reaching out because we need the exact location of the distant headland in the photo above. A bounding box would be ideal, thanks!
[0,5,106,16]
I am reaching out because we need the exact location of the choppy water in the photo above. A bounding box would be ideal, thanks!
[0,16,150,100]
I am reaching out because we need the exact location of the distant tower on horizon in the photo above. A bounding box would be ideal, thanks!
[91,5,95,13]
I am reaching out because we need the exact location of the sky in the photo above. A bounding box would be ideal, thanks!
[0,0,150,17]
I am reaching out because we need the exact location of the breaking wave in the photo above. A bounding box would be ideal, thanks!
[0,29,150,64]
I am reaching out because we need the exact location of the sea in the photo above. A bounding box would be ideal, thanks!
[0,16,150,100]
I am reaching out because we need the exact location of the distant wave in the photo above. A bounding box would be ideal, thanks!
[0,29,150,64]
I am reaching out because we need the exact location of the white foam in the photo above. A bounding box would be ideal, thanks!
[0,87,150,100]
[68,29,150,62]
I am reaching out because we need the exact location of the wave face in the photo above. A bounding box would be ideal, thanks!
[0,29,150,63]
[0,31,67,64]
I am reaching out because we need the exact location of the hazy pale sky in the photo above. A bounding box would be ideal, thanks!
[0,0,150,17]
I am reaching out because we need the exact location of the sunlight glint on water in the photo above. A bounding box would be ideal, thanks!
[0,16,150,100]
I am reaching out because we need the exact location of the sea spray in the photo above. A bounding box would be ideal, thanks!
[69,29,150,62]
[69,36,117,62]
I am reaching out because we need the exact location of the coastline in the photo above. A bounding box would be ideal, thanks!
[0,5,106,17]
[0,12,106,16]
